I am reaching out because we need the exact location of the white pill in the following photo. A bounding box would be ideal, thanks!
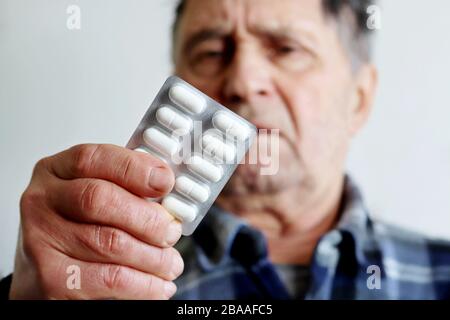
[186,156,223,182]
[169,84,206,114]
[143,127,179,156]
[201,134,236,163]
[213,112,250,141]
[156,106,192,135]
[134,147,149,153]
[162,195,197,223]
[175,176,210,203]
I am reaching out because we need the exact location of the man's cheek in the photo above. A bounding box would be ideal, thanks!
[303,124,348,179]
[298,122,330,166]
[175,70,220,100]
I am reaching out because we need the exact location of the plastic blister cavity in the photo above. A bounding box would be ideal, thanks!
[126,76,256,236]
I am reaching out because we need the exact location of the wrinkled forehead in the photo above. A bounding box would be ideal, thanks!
[177,0,328,40]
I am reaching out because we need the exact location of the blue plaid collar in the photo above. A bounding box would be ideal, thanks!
[192,175,371,271]
[192,205,257,271]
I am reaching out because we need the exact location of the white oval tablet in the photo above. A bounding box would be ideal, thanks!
[162,195,197,223]
[143,127,179,156]
[213,112,250,141]
[169,84,206,114]
[175,176,210,203]
[186,156,223,182]
[134,147,149,153]
[156,106,192,135]
[201,134,236,163]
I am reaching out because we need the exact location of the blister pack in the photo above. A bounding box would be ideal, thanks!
[126,76,256,235]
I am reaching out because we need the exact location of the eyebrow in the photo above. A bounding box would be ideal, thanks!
[182,28,229,55]
[251,24,319,47]
[181,23,319,55]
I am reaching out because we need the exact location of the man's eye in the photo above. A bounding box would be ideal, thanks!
[197,50,223,61]
[189,49,227,77]
[269,42,316,72]
[275,45,297,56]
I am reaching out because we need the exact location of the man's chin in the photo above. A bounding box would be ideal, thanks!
[222,165,302,196]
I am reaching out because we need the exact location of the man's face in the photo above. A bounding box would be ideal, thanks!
[174,0,374,198]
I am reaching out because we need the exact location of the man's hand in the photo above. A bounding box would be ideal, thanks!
[9,144,183,299]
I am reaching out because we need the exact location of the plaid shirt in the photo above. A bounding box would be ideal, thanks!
[173,177,450,300]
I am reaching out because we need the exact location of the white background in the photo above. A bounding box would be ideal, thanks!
[1,0,449,276]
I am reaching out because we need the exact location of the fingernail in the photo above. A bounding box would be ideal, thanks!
[166,221,182,246]
[164,281,177,298]
[150,167,174,193]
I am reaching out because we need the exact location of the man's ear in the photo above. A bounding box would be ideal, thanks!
[348,63,378,137]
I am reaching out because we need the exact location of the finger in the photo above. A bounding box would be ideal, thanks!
[47,177,182,248]
[46,144,174,198]
[45,252,177,300]
[49,215,184,281]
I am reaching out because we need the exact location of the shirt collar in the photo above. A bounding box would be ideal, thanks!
[192,175,371,271]
[193,205,262,271]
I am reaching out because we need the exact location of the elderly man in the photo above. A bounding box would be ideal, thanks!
[1,0,450,300]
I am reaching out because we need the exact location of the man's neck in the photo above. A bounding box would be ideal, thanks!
[216,176,345,265]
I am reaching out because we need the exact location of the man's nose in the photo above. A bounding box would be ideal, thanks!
[222,46,273,106]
